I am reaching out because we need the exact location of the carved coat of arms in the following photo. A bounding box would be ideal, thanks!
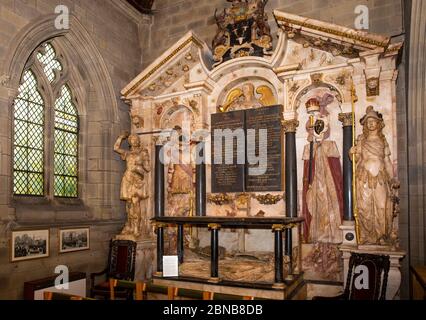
[212,0,273,67]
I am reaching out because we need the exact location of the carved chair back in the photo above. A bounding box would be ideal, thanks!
[107,240,137,281]
[344,253,390,300]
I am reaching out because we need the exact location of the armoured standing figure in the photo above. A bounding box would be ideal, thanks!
[114,132,151,240]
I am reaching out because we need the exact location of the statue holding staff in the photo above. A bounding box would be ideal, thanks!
[350,106,399,245]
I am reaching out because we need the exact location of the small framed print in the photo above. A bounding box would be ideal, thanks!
[11,229,50,262]
[59,227,90,253]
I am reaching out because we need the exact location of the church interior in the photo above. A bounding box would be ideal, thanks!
[0,0,425,301]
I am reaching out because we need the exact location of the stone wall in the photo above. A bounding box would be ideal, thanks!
[0,0,142,299]
[145,0,404,67]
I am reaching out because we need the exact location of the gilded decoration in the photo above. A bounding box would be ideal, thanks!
[252,193,284,205]
[212,0,273,67]
[207,193,233,205]
[275,14,389,48]
[282,119,299,133]
[218,82,277,112]
[141,47,198,96]
[338,112,353,127]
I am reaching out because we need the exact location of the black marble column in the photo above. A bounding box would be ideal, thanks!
[195,142,206,216]
[155,144,165,217]
[177,224,184,264]
[209,224,220,281]
[283,120,298,262]
[156,224,164,275]
[273,225,284,284]
[339,113,354,221]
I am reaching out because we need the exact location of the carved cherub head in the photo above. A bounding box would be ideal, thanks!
[129,109,144,129]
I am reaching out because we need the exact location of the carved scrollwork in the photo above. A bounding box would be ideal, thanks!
[338,112,353,127]
[252,193,284,205]
[207,193,233,205]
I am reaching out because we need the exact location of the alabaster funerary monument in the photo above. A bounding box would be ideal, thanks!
[118,0,404,300]
[2,0,426,301]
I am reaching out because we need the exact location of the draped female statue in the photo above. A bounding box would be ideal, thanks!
[350,106,399,245]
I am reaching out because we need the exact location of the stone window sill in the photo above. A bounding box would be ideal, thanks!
[11,196,88,212]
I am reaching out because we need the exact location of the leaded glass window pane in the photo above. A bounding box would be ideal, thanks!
[13,70,44,196]
[36,43,63,83]
[54,85,78,197]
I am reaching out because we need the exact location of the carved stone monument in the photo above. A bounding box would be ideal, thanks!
[119,4,405,298]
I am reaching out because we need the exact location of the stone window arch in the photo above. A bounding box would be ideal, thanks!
[12,41,80,198]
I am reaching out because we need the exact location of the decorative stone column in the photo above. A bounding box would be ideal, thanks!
[338,113,354,221]
[155,223,166,276]
[177,224,184,264]
[282,120,299,260]
[154,143,165,218]
[195,141,206,216]
[208,223,221,283]
[338,113,357,246]
[272,224,285,287]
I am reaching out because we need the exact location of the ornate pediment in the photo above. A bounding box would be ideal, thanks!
[121,31,211,98]
[274,11,393,58]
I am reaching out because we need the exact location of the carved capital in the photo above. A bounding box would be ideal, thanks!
[208,223,221,230]
[272,224,285,232]
[338,113,353,127]
[152,131,172,145]
[153,222,168,229]
[282,120,299,133]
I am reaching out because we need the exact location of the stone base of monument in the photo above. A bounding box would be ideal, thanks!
[339,221,357,246]
[339,244,406,300]
[134,238,156,281]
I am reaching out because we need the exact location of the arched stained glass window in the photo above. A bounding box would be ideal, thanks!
[36,43,63,83]
[13,70,45,195]
[12,41,79,198]
[54,86,78,197]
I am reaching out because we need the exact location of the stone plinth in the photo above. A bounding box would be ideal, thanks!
[135,238,156,281]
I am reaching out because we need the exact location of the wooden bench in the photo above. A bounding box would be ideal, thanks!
[410,266,426,300]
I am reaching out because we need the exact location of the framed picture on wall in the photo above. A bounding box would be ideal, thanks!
[59,227,90,253]
[11,229,50,262]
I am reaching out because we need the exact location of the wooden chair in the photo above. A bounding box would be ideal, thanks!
[90,239,137,299]
[211,292,254,300]
[109,279,144,300]
[313,252,390,300]
[169,287,213,300]
[43,291,94,300]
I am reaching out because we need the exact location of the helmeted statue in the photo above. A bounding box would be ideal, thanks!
[350,106,399,245]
